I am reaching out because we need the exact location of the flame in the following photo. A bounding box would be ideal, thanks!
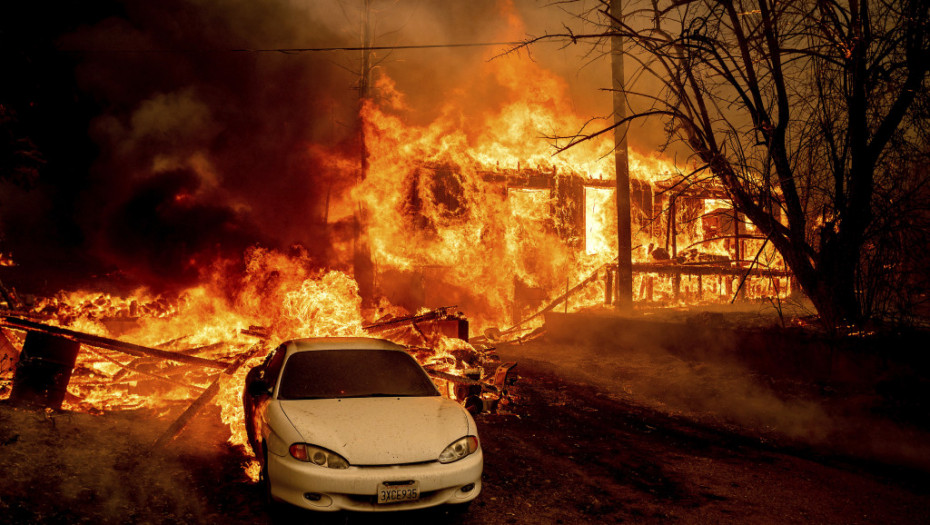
[0,1,792,485]
[0,245,487,487]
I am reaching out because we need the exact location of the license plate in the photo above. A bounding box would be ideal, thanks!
[377,481,420,504]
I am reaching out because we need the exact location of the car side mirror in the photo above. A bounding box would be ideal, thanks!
[248,379,272,396]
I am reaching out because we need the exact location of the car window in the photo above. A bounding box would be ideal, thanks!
[277,349,440,400]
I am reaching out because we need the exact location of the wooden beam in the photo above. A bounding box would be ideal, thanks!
[82,346,206,393]
[496,262,610,338]
[0,316,227,370]
[632,261,790,277]
[153,343,266,448]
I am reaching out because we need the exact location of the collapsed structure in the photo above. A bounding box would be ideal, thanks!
[370,162,792,330]
[0,306,517,448]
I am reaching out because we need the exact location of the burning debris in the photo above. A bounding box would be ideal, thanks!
[7,331,80,410]
[0,1,799,494]
[363,307,519,414]
[0,299,518,459]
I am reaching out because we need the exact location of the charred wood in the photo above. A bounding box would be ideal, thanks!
[0,279,23,310]
[0,316,227,370]
[631,261,791,277]
[177,341,233,355]
[241,326,271,339]
[488,262,608,341]
[0,328,19,376]
[153,343,265,448]
[82,346,205,393]
[364,306,464,330]
[8,332,80,410]
[155,334,192,349]
[365,307,469,342]
[111,342,240,381]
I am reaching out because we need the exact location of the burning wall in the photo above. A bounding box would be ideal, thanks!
[349,84,789,326]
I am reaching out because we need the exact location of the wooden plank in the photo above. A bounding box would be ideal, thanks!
[0,328,19,373]
[81,346,206,392]
[363,306,461,331]
[153,343,266,447]
[632,261,791,277]
[496,262,609,338]
[0,316,227,370]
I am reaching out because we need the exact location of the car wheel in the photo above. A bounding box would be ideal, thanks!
[262,448,297,524]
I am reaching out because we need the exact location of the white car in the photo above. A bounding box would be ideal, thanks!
[243,337,483,513]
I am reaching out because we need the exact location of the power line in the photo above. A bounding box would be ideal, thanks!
[50,41,528,55]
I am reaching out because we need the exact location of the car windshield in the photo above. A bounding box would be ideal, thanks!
[276,349,440,400]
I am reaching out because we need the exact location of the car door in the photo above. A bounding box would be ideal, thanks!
[245,343,287,456]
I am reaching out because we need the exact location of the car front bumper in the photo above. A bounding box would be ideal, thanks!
[267,448,483,512]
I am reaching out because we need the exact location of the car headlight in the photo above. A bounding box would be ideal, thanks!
[289,443,350,469]
[438,436,479,464]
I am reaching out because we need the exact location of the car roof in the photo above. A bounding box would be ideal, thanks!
[282,337,406,357]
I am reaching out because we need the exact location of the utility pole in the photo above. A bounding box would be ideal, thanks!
[610,0,633,311]
[359,0,372,159]
[354,0,375,306]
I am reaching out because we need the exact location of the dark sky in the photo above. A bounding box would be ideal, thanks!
[0,1,616,295]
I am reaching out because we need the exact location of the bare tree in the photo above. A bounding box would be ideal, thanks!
[528,0,930,329]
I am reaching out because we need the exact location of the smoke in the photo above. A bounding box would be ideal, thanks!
[505,311,930,469]
[1,0,680,300]
[510,330,831,443]
[1,1,609,293]
[59,0,369,291]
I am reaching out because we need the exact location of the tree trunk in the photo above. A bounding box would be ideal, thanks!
[784,232,861,330]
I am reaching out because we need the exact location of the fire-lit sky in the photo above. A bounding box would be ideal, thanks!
[1,0,681,296]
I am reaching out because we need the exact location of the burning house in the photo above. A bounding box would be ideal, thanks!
[356,151,791,332]
[0,69,792,465]
[4,0,930,521]
[0,0,794,489]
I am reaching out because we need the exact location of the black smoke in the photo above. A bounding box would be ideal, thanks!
[1,0,365,294]
[0,1,614,295]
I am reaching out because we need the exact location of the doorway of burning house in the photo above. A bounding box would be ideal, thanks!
[501,171,593,324]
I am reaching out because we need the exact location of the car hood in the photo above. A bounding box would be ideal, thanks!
[277,396,472,465]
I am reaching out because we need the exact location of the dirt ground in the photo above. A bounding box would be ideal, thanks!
[2,334,930,524]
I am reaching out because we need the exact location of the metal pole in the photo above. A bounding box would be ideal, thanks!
[610,0,633,311]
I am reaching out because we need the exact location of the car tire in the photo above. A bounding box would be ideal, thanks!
[446,501,472,515]
[261,447,297,524]
[260,447,274,506]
